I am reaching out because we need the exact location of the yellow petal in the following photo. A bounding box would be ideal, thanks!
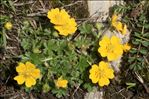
[31,69,41,79]
[111,36,121,45]
[14,75,25,85]
[47,8,59,19]
[99,61,109,70]
[25,77,36,87]
[89,65,100,83]
[99,36,110,47]
[55,78,68,88]
[98,47,108,57]
[98,77,110,87]
[105,68,114,79]
[69,18,77,27]
[60,80,68,88]
[114,46,123,56]
[26,61,35,71]
[89,74,99,83]
[112,14,118,22]
[89,64,99,73]
[107,52,117,61]
[123,43,131,52]
[4,22,13,30]
[16,62,26,73]
[60,9,70,19]
[54,26,69,36]
[115,22,123,32]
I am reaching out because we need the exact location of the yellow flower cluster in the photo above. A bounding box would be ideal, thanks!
[98,35,123,61]
[89,35,131,87]
[4,22,12,30]
[112,14,127,35]
[55,76,68,88]
[47,8,77,36]
[14,62,41,87]
[89,61,114,87]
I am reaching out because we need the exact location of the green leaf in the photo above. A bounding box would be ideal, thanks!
[21,38,31,50]
[132,39,140,45]
[143,33,149,38]
[128,57,136,63]
[42,83,51,93]
[30,53,43,65]
[141,41,149,47]
[83,83,94,92]
[144,24,149,29]
[139,49,148,55]
[79,23,93,34]
[77,55,89,72]
[126,82,136,89]
[134,32,141,37]
[129,48,137,54]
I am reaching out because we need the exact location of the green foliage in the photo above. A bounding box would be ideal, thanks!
[19,20,100,97]
[114,1,149,72]
[0,15,11,48]
[126,82,136,89]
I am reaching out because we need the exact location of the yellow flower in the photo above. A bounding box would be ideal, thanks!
[54,18,77,36]
[55,76,68,88]
[123,43,131,52]
[47,8,77,36]
[14,62,41,87]
[98,36,123,61]
[47,8,70,25]
[4,22,12,30]
[111,14,127,35]
[89,61,114,87]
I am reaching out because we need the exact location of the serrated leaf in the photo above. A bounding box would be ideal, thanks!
[77,55,89,72]
[79,23,93,34]
[83,83,94,92]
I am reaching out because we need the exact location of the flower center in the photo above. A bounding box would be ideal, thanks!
[107,44,115,53]
[23,72,30,78]
[95,69,105,79]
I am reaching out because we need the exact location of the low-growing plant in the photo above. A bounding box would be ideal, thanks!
[16,8,101,97]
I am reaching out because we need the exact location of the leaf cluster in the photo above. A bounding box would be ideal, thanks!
[19,20,101,97]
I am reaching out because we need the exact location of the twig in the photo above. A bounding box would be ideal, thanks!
[61,1,83,8]
[9,94,20,99]
[111,88,125,96]
[27,10,47,17]
[72,84,80,99]
[27,1,83,17]
[13,1,34,6]
[134,35,149,42]
[134,72,149,93]
[144,56,149,65]
[39,0,45,10]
